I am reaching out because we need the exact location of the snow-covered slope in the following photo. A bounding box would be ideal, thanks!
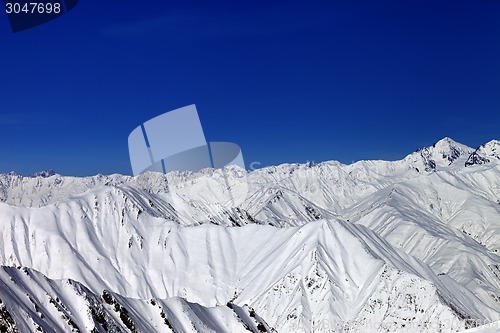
[0,266,273,333]
[0,137,499,332]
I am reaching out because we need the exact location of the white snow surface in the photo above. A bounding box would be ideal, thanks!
[0,137,499,332]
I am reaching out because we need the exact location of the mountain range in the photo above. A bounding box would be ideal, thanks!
[0,137,499,332]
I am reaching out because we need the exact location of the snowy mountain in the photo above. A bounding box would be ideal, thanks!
[0,137,499,332]
[465,140,500,167]
[406,137,475,171]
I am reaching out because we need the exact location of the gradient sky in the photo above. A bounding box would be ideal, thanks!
[1,1,499,176]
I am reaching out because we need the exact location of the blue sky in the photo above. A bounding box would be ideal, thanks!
[1,1,499,176]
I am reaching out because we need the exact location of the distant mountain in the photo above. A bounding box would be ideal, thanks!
[31,169,56,178]
[0,138,499,332]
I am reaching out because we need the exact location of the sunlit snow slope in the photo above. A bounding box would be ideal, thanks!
[0,137,499,332]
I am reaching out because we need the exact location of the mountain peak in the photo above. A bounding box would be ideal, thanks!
[410,137,474,171]
[478,140,500,159]
[465,139,500,167]
[433,136,458,145]
[431,137,469,150]
[31,169,56,178]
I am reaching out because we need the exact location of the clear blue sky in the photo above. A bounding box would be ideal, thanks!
[1,1,499,176]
